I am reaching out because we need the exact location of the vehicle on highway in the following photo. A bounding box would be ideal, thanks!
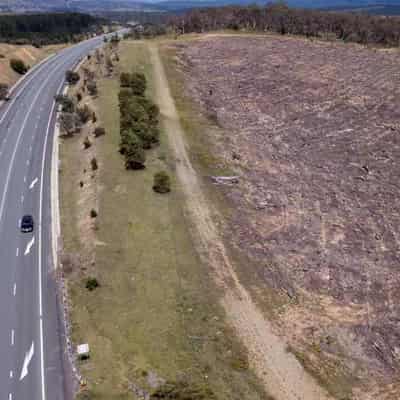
[20,215,34,232]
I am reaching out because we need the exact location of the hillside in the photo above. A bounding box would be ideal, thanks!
[1,0,400,14]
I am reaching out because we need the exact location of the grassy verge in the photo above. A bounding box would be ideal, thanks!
[61,40,266,400]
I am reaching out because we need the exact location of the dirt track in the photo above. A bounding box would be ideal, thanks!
[150,42,332,400]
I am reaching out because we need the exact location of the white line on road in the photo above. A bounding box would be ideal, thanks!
[11,329,14,346]
[8,393,12,400]
[26,159,30,166]
[0,57,71,224]
[13,283,16,296]
[16,247,19,257]
[37,78,63,400]
[24,236,35,255]
[21,194,24,203]
[10,370,13,379]
[19,341,34,381]
[29,177,38,189]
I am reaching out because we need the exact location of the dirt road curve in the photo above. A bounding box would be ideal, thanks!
[149,43,333,400]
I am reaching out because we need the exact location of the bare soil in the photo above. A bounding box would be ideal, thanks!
[151,43,332,400]
[162,34,400,399]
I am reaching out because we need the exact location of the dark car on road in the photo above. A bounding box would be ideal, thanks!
[21,215,34,233]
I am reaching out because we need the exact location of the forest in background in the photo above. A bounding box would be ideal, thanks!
[0,13,104,45]
[169,3,400,46]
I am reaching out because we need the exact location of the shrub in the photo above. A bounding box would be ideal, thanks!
[0,54,5,58]
[77,104,92,123]
[153,171,171,194]
[94,127,105,137]
[91,112,97,123]
[150,381,215,400]
[59,112,81,136]
[120,72,131,88]
[55,94,75,113]
[85,277,99,291]
[83,136,91,149]
[119,72,146,96]
[65,70,80,85]
[90,157,98,170]
[79,181,84,188]
[10,58,28,74]
[86,80,97,96]
[123,134,146,169]
[76,92,82,102]
[90,209,97,218]
[0,83,9,100]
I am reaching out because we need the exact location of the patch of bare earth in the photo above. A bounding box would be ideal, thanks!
[164,35,400,399]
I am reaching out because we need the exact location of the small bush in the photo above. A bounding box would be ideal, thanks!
[55,94,75,113]
[94,127,105,137]
[153,171,171,194]
[65,70,80,85]
[59,112,81,136]
[91,111,97,123]
[77,104,92,124]
[76,92,82,102]
[122,134,146,169]
[79,181,84,188]
[150,381,215,400]
[0,83,9,100]
[90,157,98,171]
[10,58,28,74]
[83,136,91,149]
[119,71,146,96]
[85,277,99,291]
[0,54,5,58]
[90,209,97,218]
[86,80,98,96]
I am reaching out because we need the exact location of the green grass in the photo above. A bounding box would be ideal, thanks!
[61,40,266,400]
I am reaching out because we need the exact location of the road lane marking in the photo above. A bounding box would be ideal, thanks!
[26,159,30,166]
[19,341,34,381]
[10,370,13,379]
[0,55,74,225]
[16,247,19,257]
[29,177,38,189]
[11,329,14,346]
[13,283,16,296]
[8,393,12,400]
[24,236,35,255]
[21,194,24,203]
[38,78,63,400]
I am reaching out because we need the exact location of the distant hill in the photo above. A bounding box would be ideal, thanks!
[0,0,400,15]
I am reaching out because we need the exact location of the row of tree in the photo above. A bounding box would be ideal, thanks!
[118,72,160,169]
[168,3,400,47]
[0,13,103,45]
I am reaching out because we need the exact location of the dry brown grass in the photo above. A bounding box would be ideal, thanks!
[0,43,64,86]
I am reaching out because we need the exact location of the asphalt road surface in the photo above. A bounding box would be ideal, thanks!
[0,35,107,400]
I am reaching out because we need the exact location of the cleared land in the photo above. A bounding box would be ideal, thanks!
[60,41,266,400]
[160,34,400,399]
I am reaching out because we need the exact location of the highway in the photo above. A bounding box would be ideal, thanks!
[0,35,106,400]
